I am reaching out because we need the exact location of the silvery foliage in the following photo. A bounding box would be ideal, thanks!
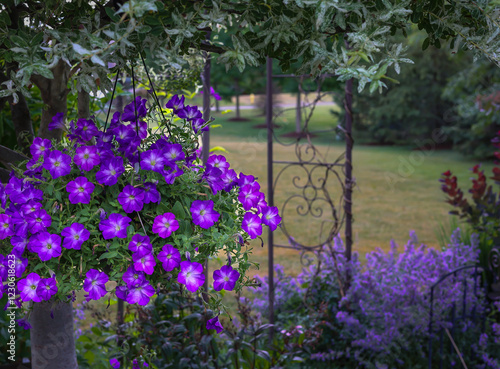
[1,0,499,103]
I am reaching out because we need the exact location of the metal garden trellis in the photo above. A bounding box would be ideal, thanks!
[264,58,354,329]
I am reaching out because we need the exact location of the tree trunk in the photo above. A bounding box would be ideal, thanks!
[77,89,90,119]
[295,87,301,134]
[31,60,70,141]
[30,302,78,369]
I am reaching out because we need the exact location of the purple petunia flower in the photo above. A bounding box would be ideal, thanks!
[11,253,28,277]
[190,200,220,229]
[213,265,240,291]
[238,173,255,187]
[18,272,42,302]
[36,277,58,301]
[66,176,95,204]
[177,261,205,292]
[166,94,185,113]
[242,212,262,239]
[132,250,156,275]
[74,145,101,171]
[43,150,72,179]
[255,192,267,213]
[140,149,165,172]
[110,358,121,369]
[132,360,140,369]
[152,213,179,238]
[238,182,261,211]
[83,269,108,301]
[128,234,153,254]
[221,169,238,192]
[75,119,99,142]
[207,155,230,171]
[157,244,181,272]
[177,105,202,121]
[206,316,224,333]
[192,118,208,134]
[142,182,161,204]
[17,318,31,330]
[202,165,225,195]
[30,232,62,261]
[61,223,90,250]
[122,266,146,287]
[122,97,147,122]
[210,86,222,101]
[21,200,42,215]
[118,185,145,213]
[261,206,281,231]
[30,137,52,159]
[0,214,14,239]
[96,156,125,186]
[126,278,155,305]
[11,236,28,257]
[163,143,185,164]
[48,112,66,132]
[99,213,132,239]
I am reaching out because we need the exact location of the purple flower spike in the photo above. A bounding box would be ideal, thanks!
[152,213,179,238]
[61,223,90,250]
[166,94,185,113]
[96,156,125,186]
[178,105,202,121]
[157,244,181,272]
[261,206,281,231]
[30,137,52,159]
[142,182,161,204]
[110,358,121,369]
[122,266,146,287]
[74,145,100,171]
[83,269,108,301]
[213,265,240,292]
[118,185,145,213]
[0,214,14,239]
[177,261,205,292]
[43,150,72,179]
[190,200,220,229]
[36,278,58,301]
[99,213,132,239]
[18,272,42,302]
[48,112,66,131]
[31,232,62,261]
[206,316,224,333]
[140,149,165,172]
[128,234,152,254]
[26,208,52,234]
[132,250,156,275]
[126,279,155,305]
[66,176,95,204]
[242,212,262,239]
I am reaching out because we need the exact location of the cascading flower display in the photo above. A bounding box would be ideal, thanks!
[0,94,281,336]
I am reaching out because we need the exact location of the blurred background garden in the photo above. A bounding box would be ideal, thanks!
[1,1,500,368]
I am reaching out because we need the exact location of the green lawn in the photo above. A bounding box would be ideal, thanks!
[208,105,495,280]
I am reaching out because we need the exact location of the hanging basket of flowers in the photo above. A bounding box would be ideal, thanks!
[0,91,281,367]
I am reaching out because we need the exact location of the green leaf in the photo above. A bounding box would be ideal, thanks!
[72,43,91,55]
[99,251,118,260]
[105,6,120,22]
[172,201,186,220]
[422,37,430,51]
[91,54,105,67]
[209,146,228,153]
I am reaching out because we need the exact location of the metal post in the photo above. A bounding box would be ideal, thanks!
[201,37,211,300]
[266,57,275,337]
[344,78,353,262]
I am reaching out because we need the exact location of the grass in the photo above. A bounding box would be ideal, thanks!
[207,105,496,281]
